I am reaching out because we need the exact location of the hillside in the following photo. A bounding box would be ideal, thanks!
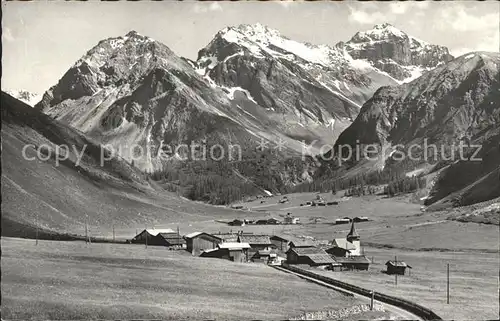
[1,92,247,237]
[314,52,500,207]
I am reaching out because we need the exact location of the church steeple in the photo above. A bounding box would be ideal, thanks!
[347,221,360,242]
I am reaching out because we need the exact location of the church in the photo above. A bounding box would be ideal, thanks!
[326,222,371,270]
[327,221,361,257]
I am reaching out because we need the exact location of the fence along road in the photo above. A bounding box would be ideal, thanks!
[274,264,442,320]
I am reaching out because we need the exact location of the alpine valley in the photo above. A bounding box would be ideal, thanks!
[5,23,499,210]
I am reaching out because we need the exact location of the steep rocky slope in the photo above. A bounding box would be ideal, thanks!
[320,52,500,206]
[335,52,499,151]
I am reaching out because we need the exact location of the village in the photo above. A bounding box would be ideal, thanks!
[127,217,410,276]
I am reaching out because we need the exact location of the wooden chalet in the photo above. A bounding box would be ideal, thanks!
[131,229,176,246]
[335,256,371,271]
[155,232,186,249]
[270,235,290,252]
[386,260,412,275]
[200,242,251,263]
[288,240,316,248]
[237,234,275,262]
[286,247,339,268]
[184,232,222,256]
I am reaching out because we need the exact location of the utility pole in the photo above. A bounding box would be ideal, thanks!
[370,290,374,310]
[35,212,39,246]
[177,225,180,249]
[395,255,398,286]
[88,216,91,245]
[447,263,450,304]
[145,224,148,249]
[85,216,88,244]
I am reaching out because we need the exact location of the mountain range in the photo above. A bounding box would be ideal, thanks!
[4,23,498,218]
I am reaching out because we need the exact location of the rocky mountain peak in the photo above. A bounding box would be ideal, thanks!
[229,23,282,40]
[342,23,454,82]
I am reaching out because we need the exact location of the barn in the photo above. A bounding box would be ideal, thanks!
[288,240,315,248]
[237,235,275,261]
[130,229,176,246]
[336,256,371,271]
[286,247,339,267]
[155,232,186,249]
[386,260,412,275]
[200,242,251,263]
[270,235,290,252]
[184,232,222,256]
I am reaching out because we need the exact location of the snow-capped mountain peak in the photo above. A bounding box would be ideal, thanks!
[342,23,454,83]
[5,89,41,107]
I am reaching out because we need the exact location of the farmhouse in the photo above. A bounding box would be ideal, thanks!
[184,232,222,256]
[267,218,281,225]
[286,247,339,268]
[238,234,275,262]
[228,219,245,226]
[386,260,412,275]
[288,240,316,248]
[336,256,371,271]
[131,229,176,246]
[270,235,290,252]
[200,242,251,263]
[238,235,274,250]
[155,232,186,249]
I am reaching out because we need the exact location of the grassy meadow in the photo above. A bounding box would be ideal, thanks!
[1,237,363,320]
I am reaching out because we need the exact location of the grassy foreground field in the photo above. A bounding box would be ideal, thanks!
[309,247,499,320]
[1,237,364,320]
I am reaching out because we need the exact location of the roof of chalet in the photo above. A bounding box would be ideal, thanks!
[270,235,290,242]
[331,238,357,250]
[218,242,251,250]
[307,254,337,264]
[157,233,186,245]
[238,235,272,245]
[336,256,371,264]
[288,246,324,255]
[137,229,175,237]
[184,232,203,239]
[288,247,337,264]
[289,240,316,248]
[213,233,238,242]
[184,232,223,241]
[386,260,412,268]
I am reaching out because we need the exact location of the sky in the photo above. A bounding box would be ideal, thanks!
[2,0,499,93]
